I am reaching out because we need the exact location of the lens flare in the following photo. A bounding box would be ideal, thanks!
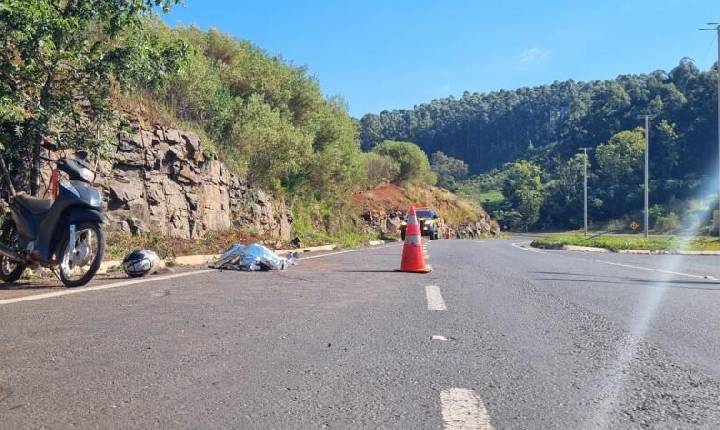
[586,183,719,428]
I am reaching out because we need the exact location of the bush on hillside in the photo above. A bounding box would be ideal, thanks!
[139,23,363,196]
[655,212,680,233]
[371,140,436,185]
[363,152,401,186]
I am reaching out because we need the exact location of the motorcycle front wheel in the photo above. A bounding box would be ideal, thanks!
[58,222,105,288]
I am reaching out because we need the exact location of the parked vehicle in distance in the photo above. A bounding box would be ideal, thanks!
[400,207,440,241]
[0,155,105,287]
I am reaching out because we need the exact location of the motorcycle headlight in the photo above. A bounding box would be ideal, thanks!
[78,166,95,183]
[88,189,102,208]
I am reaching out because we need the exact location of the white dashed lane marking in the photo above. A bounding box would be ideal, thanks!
[425,285,447,311]
[440,388,494,430]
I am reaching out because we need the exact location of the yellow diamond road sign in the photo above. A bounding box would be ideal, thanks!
[630,221,640,231]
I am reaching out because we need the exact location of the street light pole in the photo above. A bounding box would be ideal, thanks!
[579,147,593,237]
[638,114,655,238]
[700,23,720,236]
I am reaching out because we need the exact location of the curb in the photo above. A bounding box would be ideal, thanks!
[618,249,720,255]
[532,244,720,256]
[561,244,609,253]
[617,249,651,255]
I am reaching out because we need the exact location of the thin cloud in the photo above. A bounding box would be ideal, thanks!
[520,47,550,63]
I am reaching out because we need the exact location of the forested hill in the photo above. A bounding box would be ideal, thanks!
[359,58,718,177]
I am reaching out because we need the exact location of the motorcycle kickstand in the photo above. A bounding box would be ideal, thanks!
[49,267,61,282]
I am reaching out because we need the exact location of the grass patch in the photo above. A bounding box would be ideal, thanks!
[474,189,504,205]
[531,234,720,252]
[292,198,381,248]
[105,228,265,260]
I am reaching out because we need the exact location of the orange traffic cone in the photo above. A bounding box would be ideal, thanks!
[398,206,432,273]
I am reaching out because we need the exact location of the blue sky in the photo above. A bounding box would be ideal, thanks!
[164,0,720,117]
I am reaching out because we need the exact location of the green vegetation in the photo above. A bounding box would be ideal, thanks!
[0,4,372,200]
[145,23,364,197]
[360,59,720,232]
[430,151,468,190]
[531,234,720,252]
[0,0,186,194]
[500,161,544,231]
[291,198,380,248]
[371,140,436,185]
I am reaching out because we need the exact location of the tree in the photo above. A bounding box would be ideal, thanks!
[372,140,436,185]
[652,120,680,177]
[540,154,586,228]
[593,128,646,219]
[595,128,645,184]
[0,0,183,194]
[431,151,468,190]
[501,161,544,230]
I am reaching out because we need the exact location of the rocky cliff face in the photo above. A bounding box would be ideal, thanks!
[52,121,293,241]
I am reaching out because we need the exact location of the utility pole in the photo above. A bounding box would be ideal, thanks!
[637,114,655,238]
[579,147,593,237]
[701,23,720,236]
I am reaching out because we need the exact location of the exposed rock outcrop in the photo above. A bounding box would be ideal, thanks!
[351,183,499,239]
[46,121,292,241]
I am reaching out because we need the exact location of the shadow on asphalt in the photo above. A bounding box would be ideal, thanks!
[0,281,60,290]
[534,272,720,291]
[535,271,622,279]
[334,269,401,273]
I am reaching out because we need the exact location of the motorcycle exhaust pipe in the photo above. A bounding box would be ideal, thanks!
[0,242,23,263]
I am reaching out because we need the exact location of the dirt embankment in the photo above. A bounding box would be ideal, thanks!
[350,183,500,239]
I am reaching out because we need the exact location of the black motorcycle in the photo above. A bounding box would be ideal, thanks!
[0,155,105,287]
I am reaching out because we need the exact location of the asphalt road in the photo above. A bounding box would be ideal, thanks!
[2,239,720,429]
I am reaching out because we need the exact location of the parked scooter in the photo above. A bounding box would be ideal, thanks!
[0,155,105,287]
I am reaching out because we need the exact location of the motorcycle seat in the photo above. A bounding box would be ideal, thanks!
[15,193,53,215]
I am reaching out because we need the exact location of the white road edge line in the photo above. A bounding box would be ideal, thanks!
[440,388,494,430]
[0,270,215,305]
[301,243,401,260]
[596,260,719,281]
[511,239,718,280]
[425,285,447,311]
[510,241,545,253]
[0,243,404,306]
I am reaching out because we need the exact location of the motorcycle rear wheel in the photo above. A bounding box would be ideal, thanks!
[58,222,105,288]
[0,256,25,283]
[0,222,25,283]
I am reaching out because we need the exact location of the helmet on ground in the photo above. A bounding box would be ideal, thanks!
[122,249,160,278]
